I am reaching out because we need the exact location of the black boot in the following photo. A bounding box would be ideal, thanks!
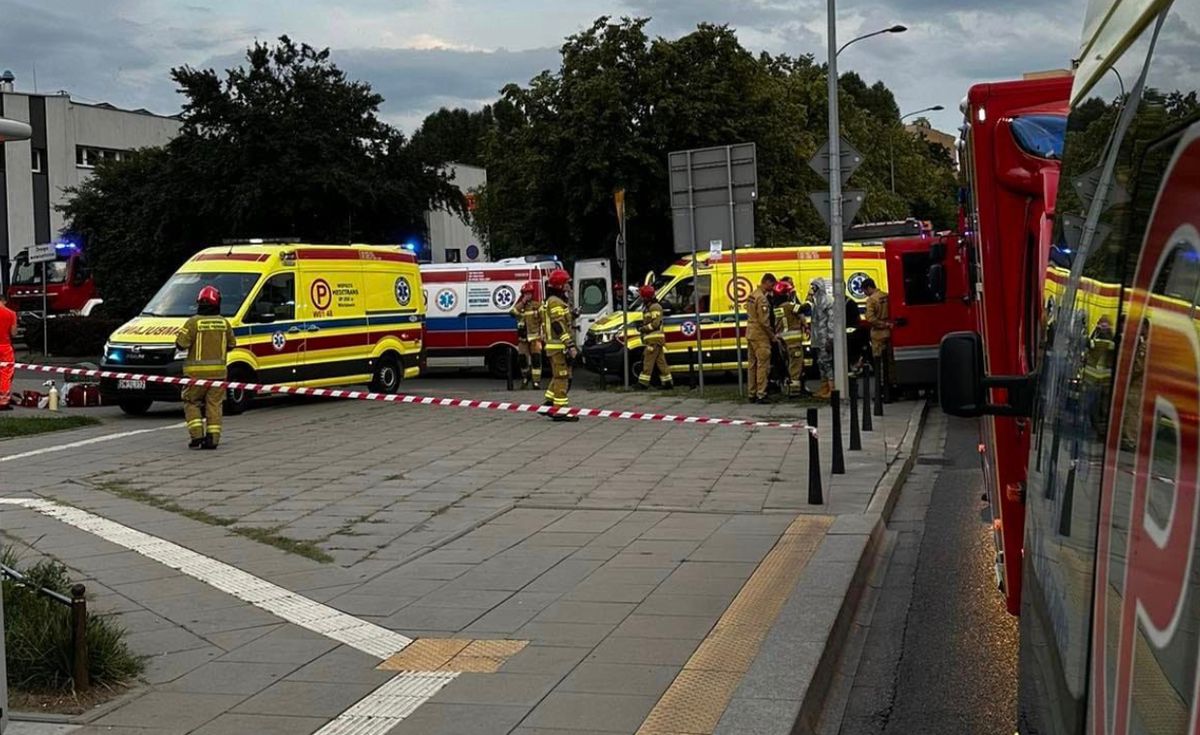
[188,437,205,450]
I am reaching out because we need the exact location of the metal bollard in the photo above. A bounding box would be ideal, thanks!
[873,358,885,417]
[849,377,862,451]
[71,583,90,692]
[831,390,845,475]
[807,408,823,505]
[861,369,873,432]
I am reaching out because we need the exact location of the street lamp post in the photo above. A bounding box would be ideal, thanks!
[891,105,945,193]
[826,9,906,398]
[0,114,32,735]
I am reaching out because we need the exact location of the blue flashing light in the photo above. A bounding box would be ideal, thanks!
[54,242,80,253]
[402,241,419,252]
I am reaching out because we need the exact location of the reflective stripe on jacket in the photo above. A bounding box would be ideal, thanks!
[176,315,236,379]
[641,302,665,345]
[543,295,574,353]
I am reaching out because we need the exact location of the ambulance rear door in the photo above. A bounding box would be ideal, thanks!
[573,258,612,346]
[422,266,470,367]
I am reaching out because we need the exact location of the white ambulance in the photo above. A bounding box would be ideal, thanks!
[420,256,611,375]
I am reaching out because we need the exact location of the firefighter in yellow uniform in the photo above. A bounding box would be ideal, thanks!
[176,285,237,449]
[863,278,894,398]
[636,284,673,390]
[542,269,579,422]
[773,280,808,397]
[511,281,544,390]
[746,273,777,404]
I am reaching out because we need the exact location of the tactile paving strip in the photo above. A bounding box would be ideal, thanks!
[637,514,833,735]
[378,638,529,673]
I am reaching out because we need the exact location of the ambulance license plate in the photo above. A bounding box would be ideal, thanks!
[118,379,146,391]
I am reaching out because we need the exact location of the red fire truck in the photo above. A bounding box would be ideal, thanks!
[943,0,1200,728]
[5,242,101,318]
[950,73,1071,616]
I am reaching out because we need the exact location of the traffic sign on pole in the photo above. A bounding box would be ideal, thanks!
[26,243,56,264]
[808,137,864,186]
[808,190,865,232]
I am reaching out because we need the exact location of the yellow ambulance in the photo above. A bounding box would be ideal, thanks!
[101,242,425,415]
[581,244,887,380]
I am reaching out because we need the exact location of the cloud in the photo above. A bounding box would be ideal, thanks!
[0,0,1091,136]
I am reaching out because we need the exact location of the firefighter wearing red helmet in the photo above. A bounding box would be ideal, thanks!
[541,269,578,421]
[175,285,237,449]
[636,284,672,390]
[511,281,544,389]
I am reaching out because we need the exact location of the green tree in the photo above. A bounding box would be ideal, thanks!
[62,36,460,317]
[458,17,959,274]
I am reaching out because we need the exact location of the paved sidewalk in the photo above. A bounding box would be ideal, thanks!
[1,376,924,734]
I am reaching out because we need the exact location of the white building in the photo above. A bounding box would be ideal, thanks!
[0,72,182,261]
[426,162,487,263]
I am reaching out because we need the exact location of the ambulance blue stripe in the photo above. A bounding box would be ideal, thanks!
[426,314,515,332]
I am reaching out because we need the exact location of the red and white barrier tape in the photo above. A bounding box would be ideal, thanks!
[3,362,815,434]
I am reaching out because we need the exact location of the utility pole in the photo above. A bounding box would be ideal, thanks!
[827,0,848,398]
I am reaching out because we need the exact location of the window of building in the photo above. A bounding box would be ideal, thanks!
[31,148,46,174]
[445,248,462,263]
[75,146,124,169]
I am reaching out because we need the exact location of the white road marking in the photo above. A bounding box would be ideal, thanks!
[0,422,186,463]
[313,671,460,735]
[0,498,461,729]
[0,497,411,658]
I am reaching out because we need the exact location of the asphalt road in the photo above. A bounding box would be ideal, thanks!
[832,411,1019,735]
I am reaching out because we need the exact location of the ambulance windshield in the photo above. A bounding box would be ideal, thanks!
[142,272,262,318]
[630,274,676,310]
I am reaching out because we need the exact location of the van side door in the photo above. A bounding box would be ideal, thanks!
[242,271,300,384]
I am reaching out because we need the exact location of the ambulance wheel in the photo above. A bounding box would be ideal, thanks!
[118,398,152,416]
[487,346,516,380]
[371,354,403,394]
[628,348,644,384]
[224,365,255,415]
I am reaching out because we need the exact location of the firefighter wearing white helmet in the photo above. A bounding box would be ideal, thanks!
[542,269,579,421]
[636,284,673,390]
[511,280,544,389]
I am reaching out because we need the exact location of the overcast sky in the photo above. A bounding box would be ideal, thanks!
[0,0,1086,135]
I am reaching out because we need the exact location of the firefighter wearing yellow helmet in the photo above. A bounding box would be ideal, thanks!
[542,269,579,422]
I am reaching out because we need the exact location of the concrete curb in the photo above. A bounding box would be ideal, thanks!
[714,400,930,735]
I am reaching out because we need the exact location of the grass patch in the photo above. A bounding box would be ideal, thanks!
[233,527,334,564]
[93,481,332,563]
[0,416,101,439]
[2,547,144,695]
[96,481,234,529]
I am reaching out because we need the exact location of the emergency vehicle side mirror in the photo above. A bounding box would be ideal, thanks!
[939,331,1036,418]
[939,332,986,417]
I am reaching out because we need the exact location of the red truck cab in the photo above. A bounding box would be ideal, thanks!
[6,243,100,318]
